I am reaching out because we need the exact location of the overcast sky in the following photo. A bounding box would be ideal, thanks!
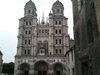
[0,0,73,63]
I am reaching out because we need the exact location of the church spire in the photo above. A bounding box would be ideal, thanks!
[41,12,45,24]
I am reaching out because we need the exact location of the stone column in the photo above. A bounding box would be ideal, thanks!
[48,64,54,75]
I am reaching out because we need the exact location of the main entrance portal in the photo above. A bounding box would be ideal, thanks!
[19,63,30,75]
[34,61,48,75]
[54,63,63,75]
[38,71,47,75]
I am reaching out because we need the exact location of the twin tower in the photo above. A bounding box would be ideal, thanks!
[14,0,70,75]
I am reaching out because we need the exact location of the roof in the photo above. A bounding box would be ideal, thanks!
[52,0,64,9]
[25,0,36,9]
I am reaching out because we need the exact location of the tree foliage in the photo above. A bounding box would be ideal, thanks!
[2,62,14,74]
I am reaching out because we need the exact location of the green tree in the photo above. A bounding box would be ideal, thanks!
[2,62,14,74]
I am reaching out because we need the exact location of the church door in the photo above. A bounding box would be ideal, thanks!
[38,71,47,75]
[24,70,29,75]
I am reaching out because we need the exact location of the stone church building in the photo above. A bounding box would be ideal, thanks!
[14,0,70,75]
[72,0,100,75]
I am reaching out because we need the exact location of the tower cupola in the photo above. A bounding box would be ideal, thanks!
[52,0,64,16]
[24,0,37,17]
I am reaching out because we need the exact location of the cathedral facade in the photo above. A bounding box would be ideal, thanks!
[14,0,70,75]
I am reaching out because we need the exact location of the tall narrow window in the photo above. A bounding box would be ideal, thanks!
[59,30,61,34]
[28,50,30,54]
[29,31,31,34]
[59,49,61,54]
[59,39,61,44]
[57,9,59,13]
[28,40,30,44]
[29,22,31,25]
[25,40,27,44]
[25,31,27,34]
[25,50,27,54]
[56,30,57,34]
[59,21,61,25]
[56,39,58,44]
[28,10,30,14]
[55,21,57,25]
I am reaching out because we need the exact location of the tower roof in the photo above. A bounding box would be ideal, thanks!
[52,0,64,9]
[25,0,36,9]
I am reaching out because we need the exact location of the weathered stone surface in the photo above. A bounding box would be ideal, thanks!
[72,0,100,75]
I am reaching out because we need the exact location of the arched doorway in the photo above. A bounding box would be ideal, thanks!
[19,63,30,75]
[34,61,48,75]
[53,63,63,75]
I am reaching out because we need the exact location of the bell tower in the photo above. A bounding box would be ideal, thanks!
[48,0,69,56]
